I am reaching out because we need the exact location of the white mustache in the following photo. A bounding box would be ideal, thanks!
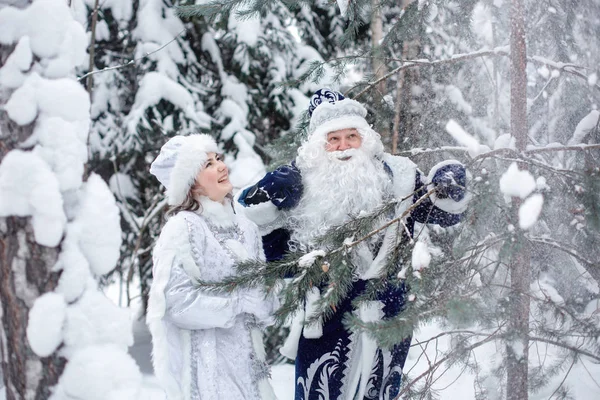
[327,148,358,161]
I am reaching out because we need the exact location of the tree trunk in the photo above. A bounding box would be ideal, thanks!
[391,0,420,153]
[371,0,390,145]
[371,0,386,97]
[0,217,66,400]
[391,39,420,154]
[0,7,67,397]
[507,1,530,399]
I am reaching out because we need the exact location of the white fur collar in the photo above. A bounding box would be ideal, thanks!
[196,196,236,227]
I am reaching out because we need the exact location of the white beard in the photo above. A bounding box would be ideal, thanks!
[289,147,391,252]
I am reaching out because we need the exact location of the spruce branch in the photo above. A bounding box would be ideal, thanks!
[341,187,437,250]
[353,48,512,101]
[487,281,600,343]
[395,146,470,157]
[175,0,290,21]
[546,355,577,400]
[475,154,582,179]
[175,4,226,19]
[525,143,600,155]
[196,187,440,325]
[126,195,167,306]
[411,327,507,348]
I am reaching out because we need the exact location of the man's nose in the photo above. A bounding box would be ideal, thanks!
[338,138,350,150]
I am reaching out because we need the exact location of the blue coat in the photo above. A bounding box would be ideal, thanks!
[238,155,468,400]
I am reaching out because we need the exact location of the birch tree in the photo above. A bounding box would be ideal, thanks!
[0,1,140,398]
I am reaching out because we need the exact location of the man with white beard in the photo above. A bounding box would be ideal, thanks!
[238,89,470,400]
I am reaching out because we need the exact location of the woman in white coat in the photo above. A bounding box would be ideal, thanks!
[147,134,277,400]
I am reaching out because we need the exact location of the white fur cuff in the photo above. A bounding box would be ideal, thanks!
[237,198,283,235]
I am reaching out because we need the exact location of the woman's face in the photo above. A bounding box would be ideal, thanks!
[194,152,232,203]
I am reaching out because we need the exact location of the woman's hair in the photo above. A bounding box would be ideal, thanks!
[165,186,201,218]
[165,184,233,219]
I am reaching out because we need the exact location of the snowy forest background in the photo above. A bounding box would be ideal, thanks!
[1,0,600,399]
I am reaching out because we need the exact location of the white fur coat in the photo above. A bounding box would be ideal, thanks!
[147,199,277,400]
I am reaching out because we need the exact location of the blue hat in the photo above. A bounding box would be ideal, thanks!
[308,88,346,116]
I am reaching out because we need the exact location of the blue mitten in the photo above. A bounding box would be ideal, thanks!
[249,164,303,210]
[431,163,466,202]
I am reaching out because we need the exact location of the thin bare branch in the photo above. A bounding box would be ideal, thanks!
[529,337,600,363]
[352,47,599,101]
[77,29,187,81]
[354,48,511,100]
[396,327,503,399]
[526,236,596,267]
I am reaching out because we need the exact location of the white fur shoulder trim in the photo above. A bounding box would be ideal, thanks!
[147,216,188,400]
[198,197,236,228]
[382,153,418,201]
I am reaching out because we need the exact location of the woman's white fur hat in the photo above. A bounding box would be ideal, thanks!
[150,134,220,206]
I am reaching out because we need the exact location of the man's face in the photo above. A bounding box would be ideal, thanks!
[326,128,362,153]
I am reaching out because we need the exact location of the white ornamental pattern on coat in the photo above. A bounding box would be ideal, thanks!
[296,339,346,400]
[363,348,403,400]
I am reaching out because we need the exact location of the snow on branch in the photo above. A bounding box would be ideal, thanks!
[468,144,600,165]
[398,143,600,162]
[353,47,511,100]
[352,46,599,100]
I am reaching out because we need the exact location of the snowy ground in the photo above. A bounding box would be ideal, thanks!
[2,300,598,399]
[137,365,295,400]
[131,316,600,399]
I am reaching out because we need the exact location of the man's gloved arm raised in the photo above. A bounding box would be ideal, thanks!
[236,163,303,261]
[238,163,303,210]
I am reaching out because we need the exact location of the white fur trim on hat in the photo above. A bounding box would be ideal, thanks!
[308,98,367,134]
[306,97,384,158]
[310,115,373,142]
[150,134,220,206]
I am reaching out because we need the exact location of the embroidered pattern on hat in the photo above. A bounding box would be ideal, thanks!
[308,88,346,116]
